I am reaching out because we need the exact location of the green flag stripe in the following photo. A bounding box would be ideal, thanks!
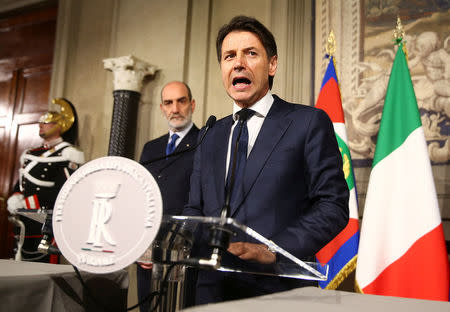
[335,133,355,190]
[372,45,421,167]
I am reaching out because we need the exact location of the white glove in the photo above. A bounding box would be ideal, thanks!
[7,193,25,214]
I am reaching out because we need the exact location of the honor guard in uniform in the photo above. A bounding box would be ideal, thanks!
[7,98,85,262]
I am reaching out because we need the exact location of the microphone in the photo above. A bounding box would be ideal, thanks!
[140,115,216,166]
[205,115,218,128]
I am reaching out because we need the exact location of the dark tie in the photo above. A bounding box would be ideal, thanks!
[166,133,179,155]
[226,109,254,211]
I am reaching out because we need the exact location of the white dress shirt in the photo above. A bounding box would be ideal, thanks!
[168,122,193,149]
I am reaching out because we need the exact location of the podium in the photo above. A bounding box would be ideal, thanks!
[143,215,328,312]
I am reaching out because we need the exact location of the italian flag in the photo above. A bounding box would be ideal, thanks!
[355,42,449,301]
[315,56,360,289]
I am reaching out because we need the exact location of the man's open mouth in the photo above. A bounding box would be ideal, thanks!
[232,77,251,86]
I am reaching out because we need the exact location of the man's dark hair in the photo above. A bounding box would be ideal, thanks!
[216,15,277,89]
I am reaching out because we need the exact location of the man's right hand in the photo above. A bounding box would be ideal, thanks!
[228,242,276,264]
[7,193,25,215]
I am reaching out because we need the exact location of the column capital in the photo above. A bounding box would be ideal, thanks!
[103,55,157,92]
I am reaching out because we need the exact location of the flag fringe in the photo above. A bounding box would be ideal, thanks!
[324,255,358,290]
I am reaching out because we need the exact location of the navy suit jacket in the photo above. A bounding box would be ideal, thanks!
[184,95,349,303]
[139,124,199,215]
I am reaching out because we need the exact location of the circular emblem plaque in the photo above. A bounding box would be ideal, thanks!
[53,156,163,274]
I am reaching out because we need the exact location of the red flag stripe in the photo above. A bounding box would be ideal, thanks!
[316,218,359,264]
[315,77,345,123]
[362,224,450,301]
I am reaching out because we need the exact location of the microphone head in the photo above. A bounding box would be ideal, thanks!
[206,115,216,128]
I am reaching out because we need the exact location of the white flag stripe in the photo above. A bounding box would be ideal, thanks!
[349,189,358,219]
[333,123,348,144]
[357,127,440,288]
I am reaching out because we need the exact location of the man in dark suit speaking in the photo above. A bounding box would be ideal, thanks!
[183,16,349,304]
[137,81,199,311]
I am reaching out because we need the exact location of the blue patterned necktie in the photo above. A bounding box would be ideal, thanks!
[166,133,179,156]
[226,109,254,210]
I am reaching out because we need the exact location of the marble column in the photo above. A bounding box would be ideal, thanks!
[103,55,157,158]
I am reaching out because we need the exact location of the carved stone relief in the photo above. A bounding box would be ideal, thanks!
[315,0,449,167]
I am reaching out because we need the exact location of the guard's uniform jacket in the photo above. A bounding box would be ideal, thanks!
[14,141,84,209]
[12,140,85,261]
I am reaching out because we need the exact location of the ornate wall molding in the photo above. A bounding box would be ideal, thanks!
[315,0,361,107]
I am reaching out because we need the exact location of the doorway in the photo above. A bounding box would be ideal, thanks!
[0,1,57,258]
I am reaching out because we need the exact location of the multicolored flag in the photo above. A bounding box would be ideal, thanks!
[355,20,449,301]
[315,40,360,289]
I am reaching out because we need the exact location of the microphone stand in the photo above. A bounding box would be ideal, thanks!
[38,210,62,256]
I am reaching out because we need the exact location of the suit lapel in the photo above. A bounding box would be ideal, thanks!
[152,134,169,163]
[230,97,293,217]
[213,116,233,209]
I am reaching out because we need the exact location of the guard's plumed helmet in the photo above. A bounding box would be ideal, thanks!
[39,98,75,134]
